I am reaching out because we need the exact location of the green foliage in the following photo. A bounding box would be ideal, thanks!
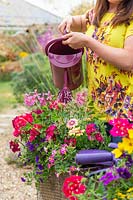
[0,55,8,63]
[0,72,12,81]
[11,52,57,102]
[0,81,17,111]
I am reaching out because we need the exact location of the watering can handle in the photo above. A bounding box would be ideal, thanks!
[45,38,63,56]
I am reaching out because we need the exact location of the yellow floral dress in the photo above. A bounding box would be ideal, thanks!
[86,11,133,120]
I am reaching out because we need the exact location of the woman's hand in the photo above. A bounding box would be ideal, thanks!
[58,16,73,34]
[58,14,88,34]
[62,32,88,49]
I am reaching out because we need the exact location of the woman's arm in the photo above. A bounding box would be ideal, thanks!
[62,32,133,71]
[58,14,88,34]
[85,35,133,71]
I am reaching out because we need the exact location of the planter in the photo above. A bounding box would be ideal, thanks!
[37,174,67,200]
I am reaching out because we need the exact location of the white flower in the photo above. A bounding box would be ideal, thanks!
[66,118,78,129]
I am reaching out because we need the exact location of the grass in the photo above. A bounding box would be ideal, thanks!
[0,81,17,112]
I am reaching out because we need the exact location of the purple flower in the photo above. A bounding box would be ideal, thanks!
[21,177,26,182]
[100,171,119,186]
[35,156,39,163]
[126,155,133,167]
[117,167,132,179]
[40,138,45,143]
[18,152,21,157]
[26,142,35,152]
[36,171,43,174]
[37,164,44,170]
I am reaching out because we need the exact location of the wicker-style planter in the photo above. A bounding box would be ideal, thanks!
[37,174,67,200]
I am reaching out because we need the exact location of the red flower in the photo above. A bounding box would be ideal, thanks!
[32,109,43,115]
[46,124,57,141]
[49,100,60,110]
[86,123,96,136]
[63,175,86,199]
[12,113,33,129]
[95,132,104,142]
[29,124,42,142]
[64,138,77,147]
[13,129,22,137]
[9,141,20,153]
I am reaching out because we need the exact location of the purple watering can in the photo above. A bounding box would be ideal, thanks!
[45,37,84,103]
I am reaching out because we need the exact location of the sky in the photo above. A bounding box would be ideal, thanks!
[25,0,89,17]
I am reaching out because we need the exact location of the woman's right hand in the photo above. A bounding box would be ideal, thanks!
[58,16,73,34]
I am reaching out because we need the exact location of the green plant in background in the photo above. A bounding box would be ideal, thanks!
[11,52,57,102]
[0,81,17,111]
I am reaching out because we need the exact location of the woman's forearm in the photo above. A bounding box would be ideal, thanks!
[85,36,133,71]
[71,15,88,32]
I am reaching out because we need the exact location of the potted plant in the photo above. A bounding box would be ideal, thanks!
[9,89,112,200]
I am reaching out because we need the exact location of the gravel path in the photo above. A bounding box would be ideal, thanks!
[0,107,37,200]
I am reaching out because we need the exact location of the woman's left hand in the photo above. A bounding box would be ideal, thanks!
[62,32,88,49]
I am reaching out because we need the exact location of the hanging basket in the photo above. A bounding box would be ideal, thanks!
[37,174,67,200]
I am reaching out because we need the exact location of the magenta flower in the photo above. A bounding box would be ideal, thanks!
[48,156,55,164]
[109,118,133,137]
[60,144,68,155]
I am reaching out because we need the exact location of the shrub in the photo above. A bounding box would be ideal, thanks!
[11,52,57,102]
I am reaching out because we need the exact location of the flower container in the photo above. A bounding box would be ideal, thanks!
[37,174,67,200]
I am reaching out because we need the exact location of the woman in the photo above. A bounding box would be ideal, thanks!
[58,0,133,121]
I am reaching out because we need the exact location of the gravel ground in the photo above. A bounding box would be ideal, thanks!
[0,107,37,200]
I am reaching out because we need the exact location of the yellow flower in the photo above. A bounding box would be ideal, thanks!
[68,127,84,137]
[127,187,133,193]
[122,137,133,154]
[117,192,126,199]
[128,129,133,139]
[19,51,29,58]
[126,194,133,199]
[1,65,5,71]
[112,142,125,158]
